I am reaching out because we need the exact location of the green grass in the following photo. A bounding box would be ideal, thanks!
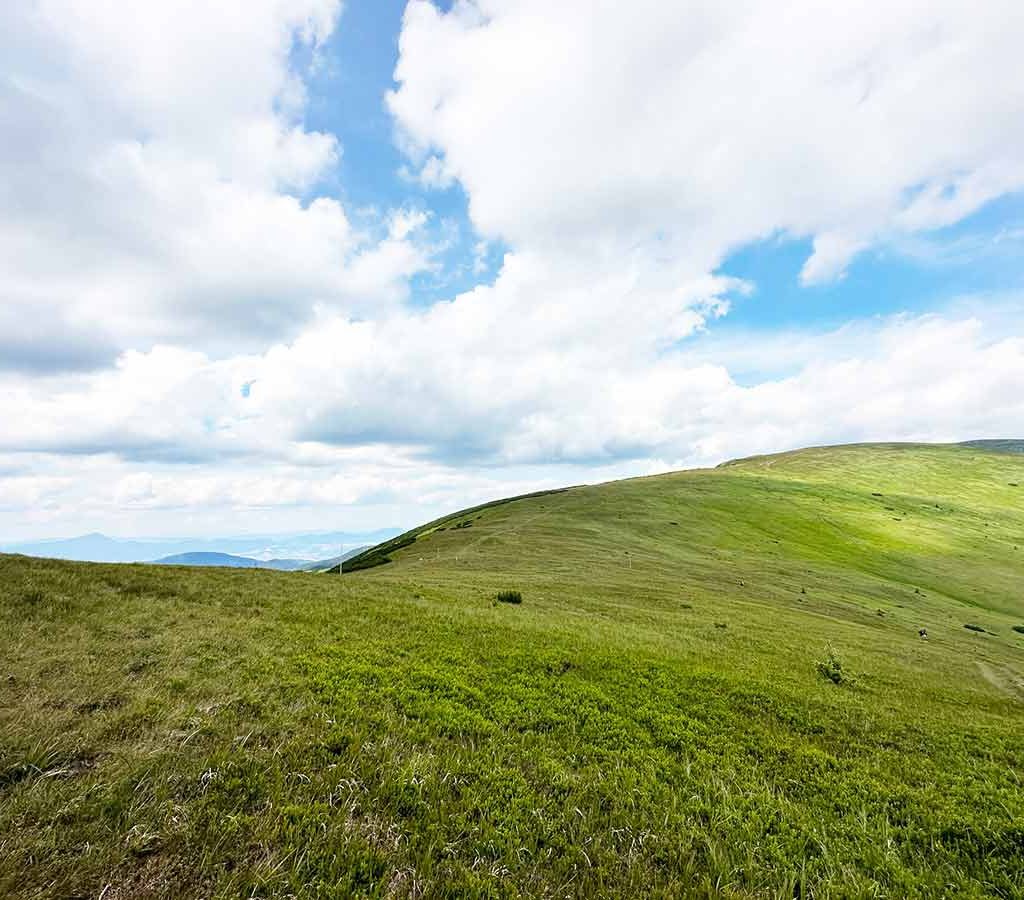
[1,442,1023,898]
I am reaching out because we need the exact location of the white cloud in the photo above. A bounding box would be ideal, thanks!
[2,293,1020,468]
[415,155,455,190]
[389,0,1024,279]
[2,0,1023,540]
[1,295,1021,538]
[0,0,435,368]
[0,303,1019,536]
[799,233,868,285]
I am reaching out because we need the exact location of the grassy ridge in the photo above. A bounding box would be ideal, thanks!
[1,443,1023,898]
[340,488,573,572]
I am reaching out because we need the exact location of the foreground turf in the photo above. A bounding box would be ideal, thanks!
[1,443,1022,898]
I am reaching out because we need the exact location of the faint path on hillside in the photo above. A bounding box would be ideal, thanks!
[976,661,1024,702]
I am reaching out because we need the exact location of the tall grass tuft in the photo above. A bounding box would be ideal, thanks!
[815,643,845,684]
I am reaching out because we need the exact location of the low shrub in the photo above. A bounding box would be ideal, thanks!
[1013,625,1024,634]
[963,623,988,633]
[496,590,522,604]
[816,644,845,685]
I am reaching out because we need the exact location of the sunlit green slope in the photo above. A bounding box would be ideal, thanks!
[355,442,1024,627]
[1,443,1022,898]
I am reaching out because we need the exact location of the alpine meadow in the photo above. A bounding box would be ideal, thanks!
[3,443,1022,898]
[4,1,1024,897]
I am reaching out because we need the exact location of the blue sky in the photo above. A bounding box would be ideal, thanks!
[302,0,503,306]
[720,194,1024,334]
[0,0,1022,543]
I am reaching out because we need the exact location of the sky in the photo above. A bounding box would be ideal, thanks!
[1,0,1023,541]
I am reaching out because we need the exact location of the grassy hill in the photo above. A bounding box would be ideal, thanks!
[1,443,1022,898]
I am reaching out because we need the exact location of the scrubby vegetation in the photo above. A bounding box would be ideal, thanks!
[814,643,846,684]
[495,589,522,604]
[2,443,1023,898]
[341,535,417,572]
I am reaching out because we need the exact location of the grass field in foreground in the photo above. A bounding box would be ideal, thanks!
[1,443,1023,898]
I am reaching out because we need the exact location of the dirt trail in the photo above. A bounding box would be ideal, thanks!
[976,661,1024,702]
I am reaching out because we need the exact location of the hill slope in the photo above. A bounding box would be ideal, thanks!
[302,545,371,572]
[959,438,1024,454]
[1,443,1022,898]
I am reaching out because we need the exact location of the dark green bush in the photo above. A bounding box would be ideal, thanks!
[963,623,988,633]
[496,590,522,604]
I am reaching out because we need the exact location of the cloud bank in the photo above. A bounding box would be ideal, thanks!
[391,0,1024,282]
[1,0,1022,537]
[0,0,433,369]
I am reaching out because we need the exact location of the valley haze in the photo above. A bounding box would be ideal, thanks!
[0,530,398,566]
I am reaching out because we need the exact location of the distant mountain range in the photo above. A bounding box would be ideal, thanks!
[152,552,306,570]
[150,549,369,570]
[0,529,398,565]
[297,547,370,572]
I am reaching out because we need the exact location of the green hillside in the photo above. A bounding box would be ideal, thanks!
[2,443,1022,898]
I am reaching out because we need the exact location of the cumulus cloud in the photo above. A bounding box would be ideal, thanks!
[2,0,1023,538]
[1,296,1022,537]
[2,298,1021,470]
[0,0,435,369]
[389,0,1024,279]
